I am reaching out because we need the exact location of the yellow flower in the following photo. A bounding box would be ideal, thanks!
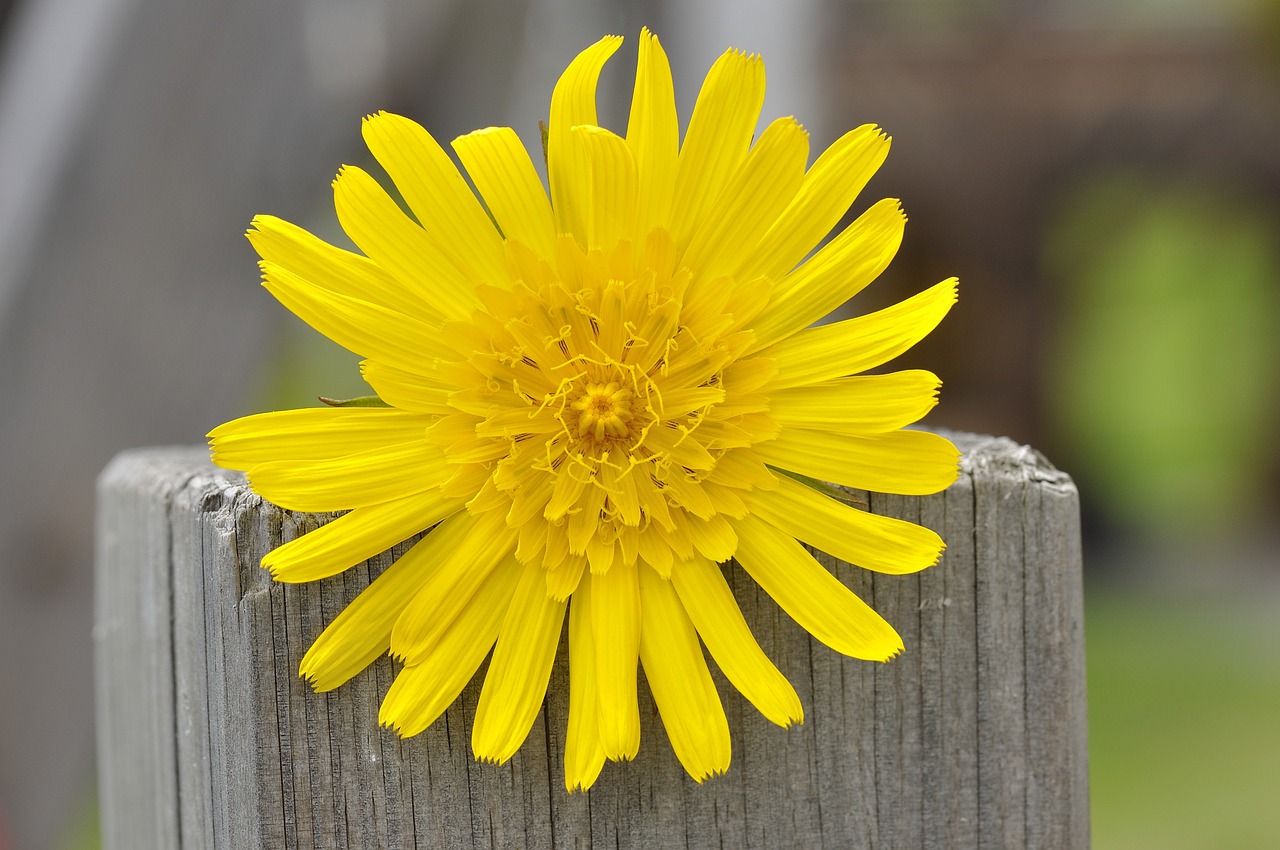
[208,28,960,791]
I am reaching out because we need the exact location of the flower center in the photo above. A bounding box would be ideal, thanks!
[569,381,635,443]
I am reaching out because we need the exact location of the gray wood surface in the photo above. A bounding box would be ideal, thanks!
[95,432,1088,849]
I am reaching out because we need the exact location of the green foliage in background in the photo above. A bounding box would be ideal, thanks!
[1088,588,1280,849]
[1046,173,1280,540]
[253,312,372,413]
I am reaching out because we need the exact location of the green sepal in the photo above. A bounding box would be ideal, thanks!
[767,465,867,509]
[318,395,392,408]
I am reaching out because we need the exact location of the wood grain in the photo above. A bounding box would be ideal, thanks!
[95,433,1088,848]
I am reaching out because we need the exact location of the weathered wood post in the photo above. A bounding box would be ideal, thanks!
[94,431,1088,848]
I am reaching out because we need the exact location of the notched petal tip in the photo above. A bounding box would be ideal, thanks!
[377,714,405,737]
[299,666,334,693]
[565,778,592,795]
[876,651,902,665]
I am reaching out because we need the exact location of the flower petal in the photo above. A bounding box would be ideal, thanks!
[360,360,454,415]
[378,553,523,737]
[247,214,440,322]
[735,124,891,283]
[762,278,959,389]
[768,370,941,434]
[638,564,731,782]
[565,584,607,791]
[472,561,567,763]
[755,428,961,496]
[264,491,465,583]
[452,126,556,259]
[261,260,454,372]
[744,474,945,575]
[670,555,802,727]
[331,164,480,320]
[298,511,474,691]
[573,125,638,251]
[390,511,518,663]
[681,116,809,292]
[687,513,737,562]
[732,514,904,661]
[749,197,906,349]
[361,111,508,285]
[548,35,623,241]
[208,407,431,471]
[247,439,448,512]
[626,27,679,237]
[589,562,641,760]
[669,48,766,251]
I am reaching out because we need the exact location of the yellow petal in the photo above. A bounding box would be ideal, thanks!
[732,514,904,661]
[705,448,778,491]
[261,260,453,373]
[749,197,906,349]
[573,125,638,251]
[670,555,802,726]
[643,423,715,471]
[589,563,641,760]
[687,513,737,562]
[584,531,617,575]
[754,428,961,496]
[264,491,465,583]
[636,529,674,578]
[545,552,586,601]
[736,124,891,282]
[637,564,731,782]
[452,126,556,259]
[568,481,607,557]
[360,360,454,415]
[626,27,679,236]
[669,48,766,251]
[361,111,507,285]
[298,511,473,691]
[762,278,958,389]
[331,165,480,319]
[542,468,586,522]
[389,511,518,663]
[247,214,440,322]
[744,474,945,575]
[599,460,641,526]
[548,35,623,240]
[208,407,431,471]
[769,370,941,434]
[681,116,809,293]
[565,588,607,792]
[701,482,749,519]
[660,473,716,520]
[472,561,568,763]
[378,553,523,737]
[247,439,448,512]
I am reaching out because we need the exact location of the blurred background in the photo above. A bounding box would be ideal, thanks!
[0,0,1277,847]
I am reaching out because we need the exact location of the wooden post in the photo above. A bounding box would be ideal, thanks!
[94,432,1088,849]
